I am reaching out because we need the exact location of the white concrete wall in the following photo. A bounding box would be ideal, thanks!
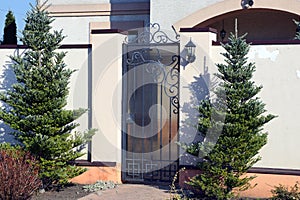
[178,30,300,170]
[42,1,150,44]
[42,0,149,4]
[51,16,109,44]
[50,15,149,44]
[179,31,218,165]
[210,44,300,170]
[63,48,90,133]
[150,0,224,30]
[0,49,22,144]
[0,48,90,154]
[90,32,125,163]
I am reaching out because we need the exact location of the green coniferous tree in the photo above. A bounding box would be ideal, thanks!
[185,33,276,199]
[293,19,300,40]
[0,2,95,188]
[2,10,17,45]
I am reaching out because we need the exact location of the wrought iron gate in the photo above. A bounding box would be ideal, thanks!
[122,24,180,183]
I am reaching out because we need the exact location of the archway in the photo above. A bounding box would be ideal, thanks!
[174,0,300,41]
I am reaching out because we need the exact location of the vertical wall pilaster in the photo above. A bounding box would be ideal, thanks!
[178,28,217,166]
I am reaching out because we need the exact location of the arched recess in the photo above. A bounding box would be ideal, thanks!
[174,0,300,41]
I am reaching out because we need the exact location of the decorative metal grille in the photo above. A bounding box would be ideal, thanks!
[122,23,180,183]
[124,23,180,44]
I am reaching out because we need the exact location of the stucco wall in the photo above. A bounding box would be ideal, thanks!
[0,48,90,155]
[179,31,217,166]
[178,30,300,170]
[42,1,150,44]
[0,49,21,144]
[41,0,149,4]
[51,16,109,44]
[90,32,125,163]
[211,44,300,169]
[150,0,224,30]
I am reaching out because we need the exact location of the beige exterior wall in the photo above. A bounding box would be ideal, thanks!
[41,2,149,44]
[179,31,217,165]
[90,32,125,163]
[211,43,300,169]
[23,0,300,185]
[174,0,300,31]
[0,47,90,156]
[177,29,300,170]
[41,0,149,5]
[0,49,23,144]
[150,0,223,31]
[51,16,109,44]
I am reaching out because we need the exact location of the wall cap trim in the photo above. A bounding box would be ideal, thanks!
[91,29,127,35]
[180,27,217,33]
[0,44,92,49]
[47,2,150,17]
[212,40,300,45]
[180,165,300,176]
[72,160,117,167]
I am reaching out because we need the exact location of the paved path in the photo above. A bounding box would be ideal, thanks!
[79,184,171,200]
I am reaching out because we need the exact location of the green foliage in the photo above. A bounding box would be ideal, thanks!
[82,181,116,192]
[168,168,189,200]
[2,10,17,45]
[0,144,41,200]
[185,33,276,199]
[293,19,300,40]
[0,1,95,188]
[271,182,300,200]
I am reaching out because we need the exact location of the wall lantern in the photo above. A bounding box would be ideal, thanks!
[185,38,196,63]
[220,20,226,41]
[248,0,254,6]
[241,0,254,9]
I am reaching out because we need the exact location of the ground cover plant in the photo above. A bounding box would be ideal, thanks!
[271,182,300,200]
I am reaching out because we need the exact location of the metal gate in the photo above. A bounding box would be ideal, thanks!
[122,24,180,183]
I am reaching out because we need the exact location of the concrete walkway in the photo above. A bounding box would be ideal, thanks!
[78,184,171,200]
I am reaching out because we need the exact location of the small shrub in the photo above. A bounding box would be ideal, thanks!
[169,168,189,200]
[83,180,116,192]
[271,182,300,200]
[0,144,41,200]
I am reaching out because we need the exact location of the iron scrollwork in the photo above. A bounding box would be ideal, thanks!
[146,55,180,114]
[124,23,180,44]
[124,23,180,114]
[164,55,180,114]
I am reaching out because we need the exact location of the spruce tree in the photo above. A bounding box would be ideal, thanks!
[0,2,95,188]
[2,10,17,45]
[293,19,300,40]
[186,33,276,199]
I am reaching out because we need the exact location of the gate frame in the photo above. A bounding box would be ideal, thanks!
[121,23,181,183]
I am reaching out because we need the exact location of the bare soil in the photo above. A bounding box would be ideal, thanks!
[31,184,92,200]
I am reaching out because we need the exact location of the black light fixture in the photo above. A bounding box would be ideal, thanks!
[296,17,300,33]
[248,0,254,6]
[220,20,226,41]
[241,0,254,9]
[185,38,196,63]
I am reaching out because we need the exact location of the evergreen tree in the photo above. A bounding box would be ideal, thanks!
[2,10,17,45]
[0,2,95,188]
[185,33,276,199]
[293,19,300,40]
